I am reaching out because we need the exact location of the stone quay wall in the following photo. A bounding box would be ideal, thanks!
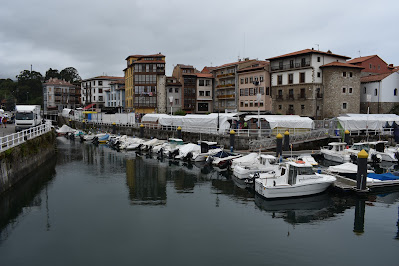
[0,131,57,195]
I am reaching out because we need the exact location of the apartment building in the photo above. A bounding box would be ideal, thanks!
[212,58,257,112]
[124,53,166,113]
[43,78,77,112]
[166,76,182,115]
[105,79,125,112]
[237,61,272,112]
[267,48,362,119]
[81,76,123,110]
[172,64,198,113]
[195,73,213,113]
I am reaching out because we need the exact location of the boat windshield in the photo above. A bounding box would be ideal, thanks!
[297,166,314,175]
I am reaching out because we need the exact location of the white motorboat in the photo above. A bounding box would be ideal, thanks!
[231,153,259,170]
[254,161,336,199]
[345,142,383,163]
[368,141,398,162]
[320,142,351,163]
[327,162,374,179]
[209,151,242,168]
[233,154,278,180]
[124,138,146,150]
[175,143,201,160]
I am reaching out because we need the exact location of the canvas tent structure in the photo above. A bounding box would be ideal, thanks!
[337,114,399,132]
[244,115,314,134]
[141,113,239,134]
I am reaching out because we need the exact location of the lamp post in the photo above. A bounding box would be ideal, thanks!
[169,96,174,116]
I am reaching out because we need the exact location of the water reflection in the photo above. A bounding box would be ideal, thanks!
[0,157,57,242]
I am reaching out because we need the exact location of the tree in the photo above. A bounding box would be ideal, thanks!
[16,70,43,104]
[45,68,60,81]
[60,67,81,83]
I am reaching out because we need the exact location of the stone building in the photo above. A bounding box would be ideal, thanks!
[320,62,363,118]
[195,73,213,113]
[172,64,198,113]
[166,77,182,115]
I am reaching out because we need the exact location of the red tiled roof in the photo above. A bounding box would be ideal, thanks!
[176,64,194,69]
[238,61,269,72]
[347,55,377,64]
[320,61,364,69]
[213,59,257,70]
[201,66,216,73]
[83,76,124,81]
[110,80,125,85]
[267,49,351,60]
[360,73,392,83]
[194,73,213,78]
[132,60,165,64]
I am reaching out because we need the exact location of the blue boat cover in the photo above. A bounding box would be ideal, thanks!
[368,173,399,181]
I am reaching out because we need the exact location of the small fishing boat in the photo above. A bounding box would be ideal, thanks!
[209,151,242,167]
[320,142,351,163]
[233,154,278,180]
[192,141,223,162]
[327,162,374,179]
[254,161,336,199]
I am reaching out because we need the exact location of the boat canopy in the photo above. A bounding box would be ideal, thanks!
[244,115,314,129]
[337,114,399,131]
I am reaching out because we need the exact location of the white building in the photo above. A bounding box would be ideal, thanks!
[360,70,399,114]
[43,78,76,113]
[195,73,213,113]
[166,77,182,115]
[81,76,124,110]
[105,79,125,112]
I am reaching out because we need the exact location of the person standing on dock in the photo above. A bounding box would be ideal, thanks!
[2,116,7,128]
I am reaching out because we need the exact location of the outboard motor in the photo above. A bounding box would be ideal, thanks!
[200,142,209,153]
[80,135,85,143]
[184,152,193,162]
[350,154,358,164]
[395,151,399,163]
[371,154,381,164]
[376,142,385,153]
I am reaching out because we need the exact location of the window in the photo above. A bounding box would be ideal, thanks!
[240,101,244,107]
[245,88,249,96]
[169,88,173,93]
[343,72,347,77]
[288,74,293,84]
[290,60,294,68]
[349,87,353,94]
[375,89,378,96]
[99,81,103,86]
[240,89,244,96]
[342,102,347,109]
[317,72,321,78]
[277,75,283,85]
[265,87,269,95]
[299,72,305,83]
[250,77,253,83]
[245,78,248,84]
[301,105,305,110]
[175,88,179,93]
[395,89,398,96]
[199,91,204,96]
[378,65,381,70]
[244,101,249,107]
[259,87,264,95]
[175,99,179,105]
[279,61,283,70]
[240,78,244,84]
[259,101,264,107]
[279,105,282,110]
[364,87,366,94]
[260,76,264,82]
[342,87,346,93]
[206,91,210,96]
[199,80,204,86]
[349,72,353,77]
[369,64,372,69]
[249,88,254,96]
[249,101,253,107]
[317,57,321,62]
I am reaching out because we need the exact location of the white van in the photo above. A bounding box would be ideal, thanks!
[15,105,42,132]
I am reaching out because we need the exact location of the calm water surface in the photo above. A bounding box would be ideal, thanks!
[0,138,398,266]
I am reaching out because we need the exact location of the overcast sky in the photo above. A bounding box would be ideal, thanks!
[0,0,397,80]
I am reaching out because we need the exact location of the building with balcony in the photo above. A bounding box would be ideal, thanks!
[172,64,198,113]
[237,61,272,113]
[166,77,182,115]
[105,79,125,113]
[195,73,213,113]
[212,58,257,112]
[81,76,124,110]
[43,78,76,113]
[268,48,360,119]
[124,53,166,113]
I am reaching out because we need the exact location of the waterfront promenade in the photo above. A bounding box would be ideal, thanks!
[0,124,15,136]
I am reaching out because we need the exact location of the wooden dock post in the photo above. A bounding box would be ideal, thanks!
[283,131,290,151]
[276,133,283,158]
[356,149,368,191]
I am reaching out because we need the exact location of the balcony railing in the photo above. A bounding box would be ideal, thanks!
[216,73,235,78]
[216,83,235,88]
[287,94,295,100]
[271,61,311,71]
[217,94,235,99]
[276,95,284,101]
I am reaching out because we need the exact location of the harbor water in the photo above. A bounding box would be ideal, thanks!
[0,137,398,265]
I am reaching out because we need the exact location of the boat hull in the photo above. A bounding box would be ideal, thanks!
[321,152,350,163]
[255,180,333,199]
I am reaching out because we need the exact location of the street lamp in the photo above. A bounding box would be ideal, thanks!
[254,81,261,138]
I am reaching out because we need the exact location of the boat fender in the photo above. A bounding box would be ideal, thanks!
[273,181,276,186]
[296,160,305,164]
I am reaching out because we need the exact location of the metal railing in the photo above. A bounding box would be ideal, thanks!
[0,123,52,152]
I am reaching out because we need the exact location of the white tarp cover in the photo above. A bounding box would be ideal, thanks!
[57,124,75,133]
[244,115,314,129]
[156,113,238,134]
[62,108,73,118]
[337,114,399,131]
[141,114,170,122]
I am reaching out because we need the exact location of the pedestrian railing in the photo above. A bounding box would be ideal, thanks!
[0,123,52,152]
